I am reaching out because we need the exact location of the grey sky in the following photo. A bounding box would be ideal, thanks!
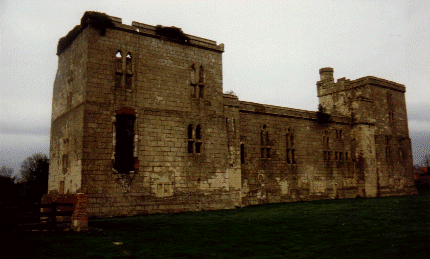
[1,0,429,174]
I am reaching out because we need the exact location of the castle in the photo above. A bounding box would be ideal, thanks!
[48,12,417,217]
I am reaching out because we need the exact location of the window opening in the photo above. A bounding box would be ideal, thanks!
[241,144,245,164]
[114,113,136,174]
[188,124,193,139]
[195,142,202,153]
[196,125,202,139]
[188,141,194,153]
[286,129,296,164]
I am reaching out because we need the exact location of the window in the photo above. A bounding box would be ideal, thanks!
[286,128,296,164]
[241,144,245,164]
[114,113,136,174]
[260,125,271,159]
[187,124,194,153]
[187,124,202,154]
[190,64,196,97]
[198,65,204,98]
[114,50,133,89]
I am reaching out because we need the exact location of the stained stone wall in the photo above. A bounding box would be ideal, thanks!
[48,12,417,218]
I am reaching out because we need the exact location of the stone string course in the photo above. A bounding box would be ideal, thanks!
[48,12,417,218]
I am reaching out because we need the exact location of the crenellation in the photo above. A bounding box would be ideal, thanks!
[48,12,417,217]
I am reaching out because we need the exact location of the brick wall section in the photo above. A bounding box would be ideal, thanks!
[48,12,417,218]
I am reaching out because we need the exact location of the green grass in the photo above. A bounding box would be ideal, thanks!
[6,190,430,259]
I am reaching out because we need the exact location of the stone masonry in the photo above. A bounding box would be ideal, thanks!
[48,12,417,217]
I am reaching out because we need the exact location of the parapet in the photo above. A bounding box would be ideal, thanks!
[317,67,406,97]
[57,11,224,55]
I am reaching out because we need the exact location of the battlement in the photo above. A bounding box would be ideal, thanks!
[57,11,224,55]
[317,68,406,97]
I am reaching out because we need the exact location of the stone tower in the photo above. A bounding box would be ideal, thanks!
[317,67,415,197]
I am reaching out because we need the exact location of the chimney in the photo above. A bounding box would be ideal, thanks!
[319,67,334,82]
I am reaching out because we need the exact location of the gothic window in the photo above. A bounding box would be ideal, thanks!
[188,124,194,153]
[260,125,271,159]
[125,53,133,89]
[198,65,204,98]
[286,128,296,164]
[196,125,202,140]
[195,124,202,153]
[187,124,203,154]
[190,64,197,97]
[114,113,136,174]
[115,51,123,88]
[114,50,133,89]
[398,139,405,162]
[241,144,245,164]
[385,136,391,161]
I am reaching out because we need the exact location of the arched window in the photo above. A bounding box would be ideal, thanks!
[188,124,193,139]
[115,51,123,88]
[115,50,133,89]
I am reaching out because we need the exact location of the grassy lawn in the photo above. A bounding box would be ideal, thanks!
[6,190,430,259]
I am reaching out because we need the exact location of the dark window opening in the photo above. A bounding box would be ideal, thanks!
[114,113,136,174]
[266,148,271,158]
[241,144,245,164]
[196,125,202,139]
[195,142,202,153]
[188,124,193,139]
[345,152,348,161]
[188,141,194,153]
[126,53,132,70]
[199,85,204,98]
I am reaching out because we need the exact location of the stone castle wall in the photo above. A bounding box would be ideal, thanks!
[48,12,417,217]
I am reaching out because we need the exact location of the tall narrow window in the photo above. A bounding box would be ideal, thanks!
[198,65,204,98]
[125,53,133,89]
[187,124,203,154]
[286,128,296,164]
[196,125,202,140]
[114,113,136,174]
[241,144,245,164]
[190,64,196,97]
[195,124,202,153]
[115,51,133,89]
[260,125,270,159]
[115,51,123,88]
[188,124,194,153]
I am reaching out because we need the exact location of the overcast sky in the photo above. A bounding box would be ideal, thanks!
[1,0,430,175]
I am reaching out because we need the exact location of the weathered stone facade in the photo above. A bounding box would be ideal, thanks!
[48,12,417,217]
